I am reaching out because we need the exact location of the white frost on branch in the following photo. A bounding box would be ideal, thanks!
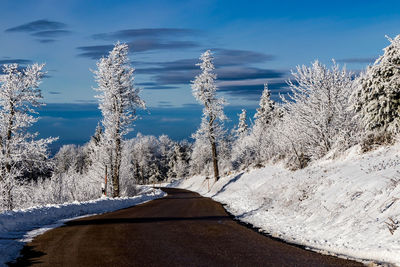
[93,42,145,197]
[0,63,56,210]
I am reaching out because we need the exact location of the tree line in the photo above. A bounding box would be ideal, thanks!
[1,35,400,211]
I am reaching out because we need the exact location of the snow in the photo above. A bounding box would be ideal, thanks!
[172,143,400,266]
[0,186,165,266]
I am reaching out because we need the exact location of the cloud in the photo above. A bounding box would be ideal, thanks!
[154,70,198,85]
[77,40,198,59]
[31,30,71,38]
[92,28,197,41]
[337,57,376,64]
[5,19,70,44]
[0,59,33,65]
[130,39,198,52]
[5,19,67,33]
[133,48,279,99]
[213,48,275,66]
[76,45,114,59]
[37,39,56,43]
[217,67,284,81]
[152,67,284,85]
[135,59,197,75]
[218,81,291,100]
[144,85,178,90]
[136,49,274,75]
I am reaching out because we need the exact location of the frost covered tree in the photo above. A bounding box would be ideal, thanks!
[0,63,55,210]
[353,35,400,134]
[231,83,278,168]
[191,50,226,182]
[254,83,276,126]
[93,43,145,197]
[281,60,356,164]
[235,109,248,138]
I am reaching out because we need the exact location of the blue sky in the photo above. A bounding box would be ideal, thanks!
[1,0,400,149]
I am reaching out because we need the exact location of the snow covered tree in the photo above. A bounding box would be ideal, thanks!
[85,123,110,195]
[93,43,145,197]
[168,142,188,179]
[0,63,55,210]
[234,83,278,168]
[281,60,356,163]
[158,135,174,180]
[353,35,400,134]
[191,50,226,182]
[254,83,276,126]
[235,109,248,138]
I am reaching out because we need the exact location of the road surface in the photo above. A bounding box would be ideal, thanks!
[10,188,363,266]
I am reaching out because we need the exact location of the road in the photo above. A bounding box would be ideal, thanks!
[10,188,363,266]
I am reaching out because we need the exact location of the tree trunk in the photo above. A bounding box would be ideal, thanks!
[112,136,121,197]
[207,115,219,182]
[211,139,219,182]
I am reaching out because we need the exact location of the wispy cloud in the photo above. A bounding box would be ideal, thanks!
[212,48,275,66]
[337,57,377,64]
[76,45,114,59]
[77,40,198,59]
[5,19,67,33]
[0,58,33,65]
[92,28,197,41]
[31,30,71,38]
[37,39,57,43]
[5,19,70,43]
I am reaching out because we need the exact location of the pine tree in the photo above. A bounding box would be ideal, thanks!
[248,83,277,165]
[93,43,145,197]
[235,109,248,138]
[0,63,56,210]
[191,50,226,182]
[254,83,275,126]
[353,35,400,134]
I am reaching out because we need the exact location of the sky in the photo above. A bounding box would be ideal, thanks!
[1,0,400,150]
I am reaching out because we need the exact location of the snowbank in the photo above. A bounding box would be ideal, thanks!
[173,144,400,266]
[0,186,166,266]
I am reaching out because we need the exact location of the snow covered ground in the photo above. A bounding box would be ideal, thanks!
[172,143,400,266]
[0,186,165,266]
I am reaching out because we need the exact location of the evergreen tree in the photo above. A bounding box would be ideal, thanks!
[235,109,248,138]
[353,35,400,134]
[254,83,275,126]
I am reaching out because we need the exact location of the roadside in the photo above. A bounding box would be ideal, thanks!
[1,187,165,266]
[169,143,400,266]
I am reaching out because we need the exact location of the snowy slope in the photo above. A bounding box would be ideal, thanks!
[0,187,165,266]
[173,144,400,266]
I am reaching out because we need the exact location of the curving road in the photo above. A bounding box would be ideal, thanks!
[10,188,363,266]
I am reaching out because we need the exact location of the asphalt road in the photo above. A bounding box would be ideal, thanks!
[10,188,363,266]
